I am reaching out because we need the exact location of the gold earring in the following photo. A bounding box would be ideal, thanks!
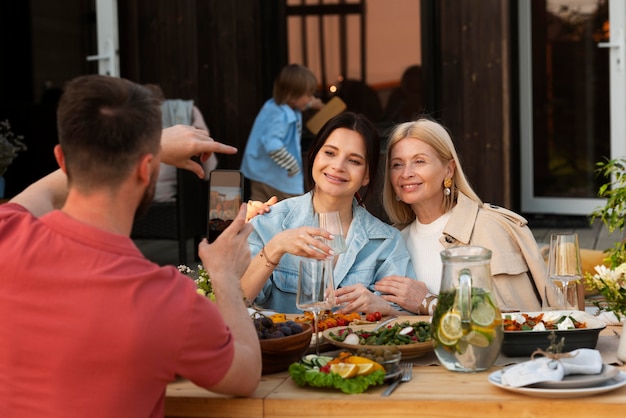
[443,178,452,196]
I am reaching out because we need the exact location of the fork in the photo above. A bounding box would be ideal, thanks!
[381,362,413,396]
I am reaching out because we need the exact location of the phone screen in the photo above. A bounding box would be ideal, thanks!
[207,170,243,242]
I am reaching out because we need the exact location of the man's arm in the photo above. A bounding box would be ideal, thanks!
[9,170,68,218]
[9,125,237,217]
[197,205,262,396]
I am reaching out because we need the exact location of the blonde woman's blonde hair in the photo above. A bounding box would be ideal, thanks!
[273,64,318,105]
[382,118,482,227]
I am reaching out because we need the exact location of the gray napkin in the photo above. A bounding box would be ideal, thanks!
[500,349,603,387]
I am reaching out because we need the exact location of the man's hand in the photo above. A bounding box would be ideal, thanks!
[199,204,254,287]
[160,125,237,179]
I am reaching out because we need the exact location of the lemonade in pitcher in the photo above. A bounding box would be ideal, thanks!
[432,246,503,372]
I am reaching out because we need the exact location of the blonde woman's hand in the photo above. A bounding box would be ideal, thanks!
[375,276,429,314]
[333,284,399,316]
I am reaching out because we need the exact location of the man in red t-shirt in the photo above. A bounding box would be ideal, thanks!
[0,75,261,418]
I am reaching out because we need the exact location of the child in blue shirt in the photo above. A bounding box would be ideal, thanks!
[241,64,323,202]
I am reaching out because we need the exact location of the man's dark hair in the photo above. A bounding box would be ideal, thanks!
[57,75,162,190]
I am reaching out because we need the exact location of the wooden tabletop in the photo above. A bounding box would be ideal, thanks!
[165,317,626,418]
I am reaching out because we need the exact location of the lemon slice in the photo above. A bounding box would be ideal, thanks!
[470,301,496,326]
[471,325,496,342]
[465,330,490,348]
[356,363,376,376]
[439,311,463,341]
[346,356,384,372]
[330,363,358,379]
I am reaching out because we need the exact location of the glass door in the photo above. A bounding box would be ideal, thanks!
[87,0,119,77]
[519,0,626,215]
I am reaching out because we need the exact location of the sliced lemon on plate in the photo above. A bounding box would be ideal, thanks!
[330,363,359,379]
[346,356,384,372]
[355,363,376,376]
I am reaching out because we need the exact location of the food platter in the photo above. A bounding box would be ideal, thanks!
[321,322,434,359]
[500,310,606,357]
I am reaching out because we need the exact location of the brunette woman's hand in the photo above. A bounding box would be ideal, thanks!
[262,226,335,262]
[245,196,278,222]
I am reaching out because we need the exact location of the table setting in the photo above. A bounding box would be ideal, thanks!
[166,238,626,417]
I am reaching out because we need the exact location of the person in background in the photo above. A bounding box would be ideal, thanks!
[241,112,420,315]
[378,118,550,314]
[241,64,324,202]
[0,75,261,418]
[144,84,218,203]
[383,65,425,123]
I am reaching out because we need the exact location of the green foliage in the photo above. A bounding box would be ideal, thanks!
[178,264,215,301]
[0,120,27,176]
[590,157,626,234]
[590,158,626,268]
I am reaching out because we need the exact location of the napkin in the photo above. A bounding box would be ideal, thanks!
[500,349,603,387]
[595,311,621,326]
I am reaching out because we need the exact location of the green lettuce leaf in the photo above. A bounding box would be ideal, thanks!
[288,363,385,394]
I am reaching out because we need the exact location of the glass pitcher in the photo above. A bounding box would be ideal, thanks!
[431,246,503,372]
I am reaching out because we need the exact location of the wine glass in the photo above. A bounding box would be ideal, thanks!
[547,233,582,310]
[318,211,347,254]
[296,258,336,354]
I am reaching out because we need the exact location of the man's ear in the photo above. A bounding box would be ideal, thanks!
[53,145,67,173]
[137,153,156,185]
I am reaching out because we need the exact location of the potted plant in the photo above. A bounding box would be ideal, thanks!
[585,157,626,319]
[0,120,27,198]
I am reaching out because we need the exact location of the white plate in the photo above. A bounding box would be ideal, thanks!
[248,308,277,317]
[489,370,626,398]
[531,365,619,389]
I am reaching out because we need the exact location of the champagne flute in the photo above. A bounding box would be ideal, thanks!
[296,258,336,355]
[547,233,582,310]
[318,211,347,254]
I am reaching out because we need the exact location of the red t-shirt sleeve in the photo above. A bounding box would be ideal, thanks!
[175,293,235,389]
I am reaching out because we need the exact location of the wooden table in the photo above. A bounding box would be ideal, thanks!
[165,318,626,418]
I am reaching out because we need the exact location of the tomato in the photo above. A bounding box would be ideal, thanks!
[365,313,376,322]
[374,311,382,321]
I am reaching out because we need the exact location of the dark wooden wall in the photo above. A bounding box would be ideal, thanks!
[117,0,514,209]
[118,0,284,172]
[437,0,512,208]
[0,0,514,209]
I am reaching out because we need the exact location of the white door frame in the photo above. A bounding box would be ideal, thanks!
[86,0,120,77]
[519,0,626,215]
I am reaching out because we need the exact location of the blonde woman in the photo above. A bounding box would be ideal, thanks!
[377,118,549,313]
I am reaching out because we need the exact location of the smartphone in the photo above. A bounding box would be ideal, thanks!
[207,169,244,243]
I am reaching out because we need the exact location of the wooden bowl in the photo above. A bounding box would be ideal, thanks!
[260,323,313,374]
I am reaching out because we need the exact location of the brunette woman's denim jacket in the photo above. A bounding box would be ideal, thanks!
[248,192,416,313]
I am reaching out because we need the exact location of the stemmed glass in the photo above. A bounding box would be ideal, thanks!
[318,211,347,254]
[547,233,582,310]
[297,258,336,355]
